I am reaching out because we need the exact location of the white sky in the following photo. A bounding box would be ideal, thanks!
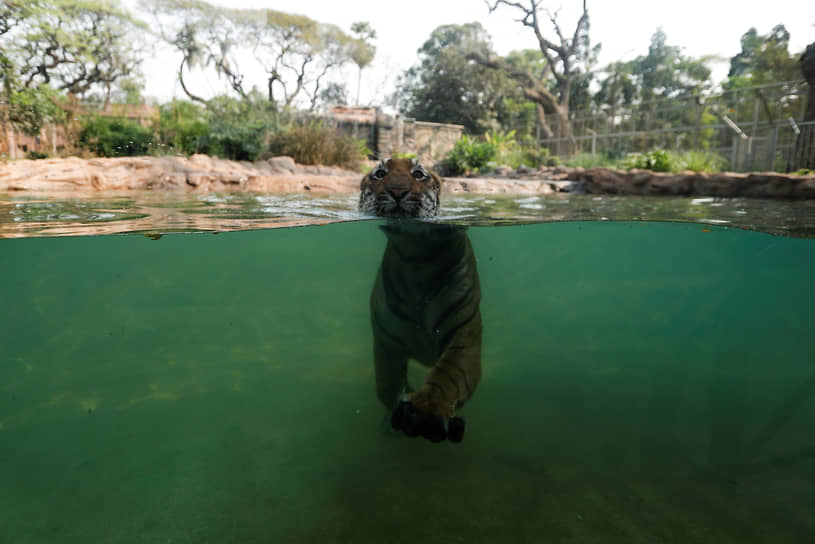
[128,0,815,105]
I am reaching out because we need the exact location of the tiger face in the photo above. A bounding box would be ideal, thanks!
[359,157,442,218]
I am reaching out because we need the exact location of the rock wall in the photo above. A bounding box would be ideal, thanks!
[0,155,360,193]
[2,155,814,199]
[375,115,464,161]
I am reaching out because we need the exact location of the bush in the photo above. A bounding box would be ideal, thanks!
[156,95,278,161]
[677,150,727,173]
[621,150,726,173]
[158,100,211,155]
[564,153,618,169]
[443,134,497,175]
[266,122,370,169]
[78,116,153,157]
[627,150,674,172]
[25,150,49,160]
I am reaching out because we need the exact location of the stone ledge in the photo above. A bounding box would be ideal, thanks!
[468,165,815,199]
[0,155,360,193]
[2,156,814,199]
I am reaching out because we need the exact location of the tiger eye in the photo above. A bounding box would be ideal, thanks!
[412,168,428,180]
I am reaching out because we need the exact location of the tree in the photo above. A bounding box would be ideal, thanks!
[630,28,711,101]
[142,0,252,104]
[316,82,349,109]
[723,25,802,126]
[727,25,799,86]
[246,10,363,110]
[789,40,815,170]
[4,1,147,100]
[349,21,376,105]
[393,23,522,134]
[802,42,815,122]
[467,0,599,154]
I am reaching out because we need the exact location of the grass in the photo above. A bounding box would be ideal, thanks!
[562,150,729,173]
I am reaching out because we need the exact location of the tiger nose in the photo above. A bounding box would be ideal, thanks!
[388,188,408,200]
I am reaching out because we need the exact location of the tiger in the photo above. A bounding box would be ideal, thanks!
[360,157,482,443]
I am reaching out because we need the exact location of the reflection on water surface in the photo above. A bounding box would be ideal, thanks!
[2,191,815,238]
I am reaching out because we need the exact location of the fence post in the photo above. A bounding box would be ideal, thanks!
[766,126,778,171]
[693,102,703,148]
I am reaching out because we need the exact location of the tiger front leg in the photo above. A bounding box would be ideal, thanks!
[392,318,482,443]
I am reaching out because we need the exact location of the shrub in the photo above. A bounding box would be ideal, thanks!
[544,155,561,167]
[158,100,211,155]
[266,122,370,169]
[443,134,497,175]
[78,116,153,157]
[25,150,49,160]
[677,150,727,173]
[564,153,618,169]
[621,150,726,173]
[627,150,674,172]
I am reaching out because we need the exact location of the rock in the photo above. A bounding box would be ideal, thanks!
[493,165,514,176]
[1,156,813,198]
[267,156,297,174]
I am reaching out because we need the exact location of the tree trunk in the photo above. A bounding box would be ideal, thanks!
[789,42,815,171]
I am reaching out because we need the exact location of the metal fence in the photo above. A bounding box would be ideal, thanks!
[529,80,811,171]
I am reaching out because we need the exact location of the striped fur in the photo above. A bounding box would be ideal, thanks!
[359,157,441,218]
[363,159,482,423]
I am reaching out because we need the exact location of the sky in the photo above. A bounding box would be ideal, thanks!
[127,0,815,106]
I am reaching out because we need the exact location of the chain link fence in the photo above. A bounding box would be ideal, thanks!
[523,80,811,171]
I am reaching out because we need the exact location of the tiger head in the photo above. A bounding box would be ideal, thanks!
[359,157,442,218]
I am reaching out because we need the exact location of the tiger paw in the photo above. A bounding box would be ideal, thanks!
[390,400,466,443]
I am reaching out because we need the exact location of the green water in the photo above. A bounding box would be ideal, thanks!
[1,220,814,543]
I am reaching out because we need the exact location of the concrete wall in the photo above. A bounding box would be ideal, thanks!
[375,113,463,161]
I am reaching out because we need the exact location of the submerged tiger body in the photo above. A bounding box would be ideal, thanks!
[361,158,482,442]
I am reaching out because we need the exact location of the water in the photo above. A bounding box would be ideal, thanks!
[1,192,814,542]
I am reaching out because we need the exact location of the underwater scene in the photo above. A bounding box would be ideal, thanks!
[1,193,814,543]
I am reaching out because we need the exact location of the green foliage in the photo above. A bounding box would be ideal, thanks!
[7,85,64,136]
[678,150,727,173]
[158,100,210,155]
[594,28,712,108]
[266,123,370,169]
[156,95,277,161]
[443,134,497,175]
[349,22,377,69]
[393,23,526,133]
[25,150,49,160]
[206,94,278,161]
[78,116,154,157]
[564,153,620,169]
[627,149,674,172]
[146,1,366,107]
[622,150,727,173]
[3,1,146,97]
[444,131,554,173]
[727,25,798,85]
[483,130,517,153]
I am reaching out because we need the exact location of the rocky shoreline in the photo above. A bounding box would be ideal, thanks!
[1,154,814,199]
